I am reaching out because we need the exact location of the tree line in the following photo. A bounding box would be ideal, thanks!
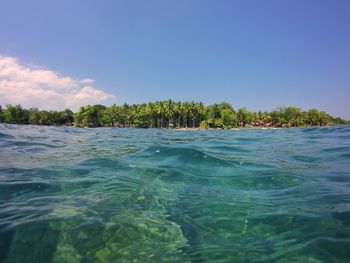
[0,101,347,129]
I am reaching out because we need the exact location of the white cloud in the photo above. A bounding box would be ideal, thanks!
[80,78,95,85]
[0,56,115,111]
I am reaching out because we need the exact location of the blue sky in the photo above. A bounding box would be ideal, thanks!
[0,0,349,118]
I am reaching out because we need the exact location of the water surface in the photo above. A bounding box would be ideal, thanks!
[1,124,350,262]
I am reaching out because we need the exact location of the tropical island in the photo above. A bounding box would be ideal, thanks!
[0,101,347,129]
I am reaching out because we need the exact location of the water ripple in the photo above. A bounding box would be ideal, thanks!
[0,124,349,262]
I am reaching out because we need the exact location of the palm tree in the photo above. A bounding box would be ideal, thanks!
[182,102,191,128]
[2,102,345,128]
[173,101,182,128]
[155,101,163,128]
[164,99,175,128]
[195,102,205,127]
[147,102,157,128]
[121,103,130,127]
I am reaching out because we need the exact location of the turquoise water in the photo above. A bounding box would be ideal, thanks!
[0,124,350,263]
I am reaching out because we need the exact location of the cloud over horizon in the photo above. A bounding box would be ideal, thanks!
[0,56,115,111]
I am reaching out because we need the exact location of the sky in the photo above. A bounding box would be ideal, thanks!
[0,0,349,118]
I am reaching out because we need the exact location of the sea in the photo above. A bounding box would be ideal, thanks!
[0,124,350,263]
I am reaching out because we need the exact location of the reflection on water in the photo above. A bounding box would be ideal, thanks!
[1,124,350,262]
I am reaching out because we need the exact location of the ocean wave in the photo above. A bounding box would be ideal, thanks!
[0,124,350,262]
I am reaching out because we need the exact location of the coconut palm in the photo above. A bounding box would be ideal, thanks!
[164,99,175,128]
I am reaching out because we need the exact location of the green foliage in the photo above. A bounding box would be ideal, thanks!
[0,102,347,128]
[214,118,224,128]
[237,107,254,127]
[333,117,347,125]
[200,120,209,129]
[3,104,29,124]
[0,104,74,126]
[307,108,321,126]
[284,106,302,127]
[74,105,106,127]
[203,102,237,128]
[0,105,4,122]
[61,109,74,125]
[270,107,303,127]
[221,108,237,128]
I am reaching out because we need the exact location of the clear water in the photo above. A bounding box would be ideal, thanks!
[0,124,350,263]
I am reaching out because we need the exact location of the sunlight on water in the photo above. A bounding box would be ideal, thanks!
[0,124,350,262]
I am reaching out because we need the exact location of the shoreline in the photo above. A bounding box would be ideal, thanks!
[172,126,285,131]
[168,126,325,131]
[1,123,340,130]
